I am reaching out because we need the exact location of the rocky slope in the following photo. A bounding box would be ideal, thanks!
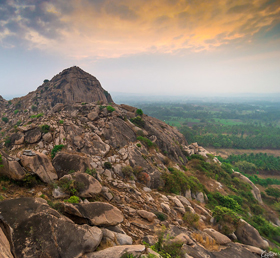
[0,67,278,258]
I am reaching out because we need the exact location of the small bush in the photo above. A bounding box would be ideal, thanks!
[40,124,50,134]
[85,168,96,176]
[122,166,133,177]
[154,212,167,221]
[212,206,240,235]
[0,154,3,168]
[104,162,112,169]
[51,145,64,159]
[137,136,153,148]
[14,109,19,115]
[4,137,12,148]
[44,79,49,83]
[30,113,43,119]
[136,109,143,116]
[2,117,8,123]
[59,120,64,124]
[64,196,79,204]
[106,105,115,112]
[130,116,145,128]
[183,212,200,227]
[136,143,141,148]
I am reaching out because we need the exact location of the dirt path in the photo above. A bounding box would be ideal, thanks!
[207,148,280,158]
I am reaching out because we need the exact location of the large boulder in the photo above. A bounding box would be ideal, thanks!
[20,151,57,183]
[63,202,124,226]
[203,228,231,245]
[0,198,103,258]
[235,219,269,249]
[58,172,102,198]
[0,227,13,258]
[0,156,26,180]
[232,172,263,204]
[103,118,136,148]
[84,245,146,258]
[24,128,42,144]
[52,152,91,178]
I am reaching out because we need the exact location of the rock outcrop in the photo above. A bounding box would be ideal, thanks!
[0,198,103,258]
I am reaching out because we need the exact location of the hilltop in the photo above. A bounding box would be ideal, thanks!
[0,67,279,258]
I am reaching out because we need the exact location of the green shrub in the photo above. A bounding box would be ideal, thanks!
[30,113,43,119]
[136,109,143,116]
[213,206,240,235]
[85,168,96,176]
[59,120,64,124]
[154,212,167,221]
[4,137,11,148]
[104,162,112,169]
[51,145,64,159]
[136,143,141,147]
[14,109,19,115]
[40,124,50,133]
[58,178,84,196]
[188,154,205,161]
[106,105,115,112]
[31,105,37,112]
[0,154,3,168]
[122,166,133,178]
[183,212,200,227]
[64,196,79,204]
[130,116,145,128]
[99,105,105,110]
[137,136,153,147]
[22,174,41,188]
[44,79,49,83]
[2,117,8,123]
[162,168,203,195]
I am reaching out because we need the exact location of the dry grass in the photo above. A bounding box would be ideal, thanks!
[192,232,220,251]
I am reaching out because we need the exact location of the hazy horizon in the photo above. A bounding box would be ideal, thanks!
[0,0,279,97]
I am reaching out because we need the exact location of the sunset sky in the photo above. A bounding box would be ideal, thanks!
[0,0,279,99]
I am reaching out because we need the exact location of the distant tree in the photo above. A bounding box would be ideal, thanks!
[44,79,49,83]
[136,109,143,116]
[265,187,280,201]
[235,160,257,174]
[2,117,8,123]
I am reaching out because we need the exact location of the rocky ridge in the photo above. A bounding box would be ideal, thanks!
[0,67,277,258]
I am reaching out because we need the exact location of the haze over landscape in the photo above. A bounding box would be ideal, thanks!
[0,0,279,99]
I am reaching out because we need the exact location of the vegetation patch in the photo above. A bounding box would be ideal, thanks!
[130,116,145,128]
[137,136,153,148]
[106,105,115,113]
[51,145,64,159]
[162,168,203,195]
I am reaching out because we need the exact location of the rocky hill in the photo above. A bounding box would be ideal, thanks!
[0,67,279,258]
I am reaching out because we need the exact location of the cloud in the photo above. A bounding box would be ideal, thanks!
[0,0,279,58]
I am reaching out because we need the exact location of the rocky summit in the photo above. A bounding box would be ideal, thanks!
[0,67,277,258]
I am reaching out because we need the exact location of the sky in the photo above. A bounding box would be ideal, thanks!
[0,0,280,99]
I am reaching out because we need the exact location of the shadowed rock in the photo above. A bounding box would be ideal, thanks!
[63,202,124,226]
[0,198,103,258]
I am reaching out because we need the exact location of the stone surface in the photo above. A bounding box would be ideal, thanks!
[0,157,26,180]
[0,198,103,258]
[24,127,42,143]
[235,219,269,249]
[20,151,58,183]
[203,228,231,245]
[59,172,102,198]
[63,202,124,226]
[52,152,91,178]
[0,227,13,258]
[137,210,157,222]
[84,245,146,258]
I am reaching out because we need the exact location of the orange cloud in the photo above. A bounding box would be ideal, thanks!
[1,0,279,58]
